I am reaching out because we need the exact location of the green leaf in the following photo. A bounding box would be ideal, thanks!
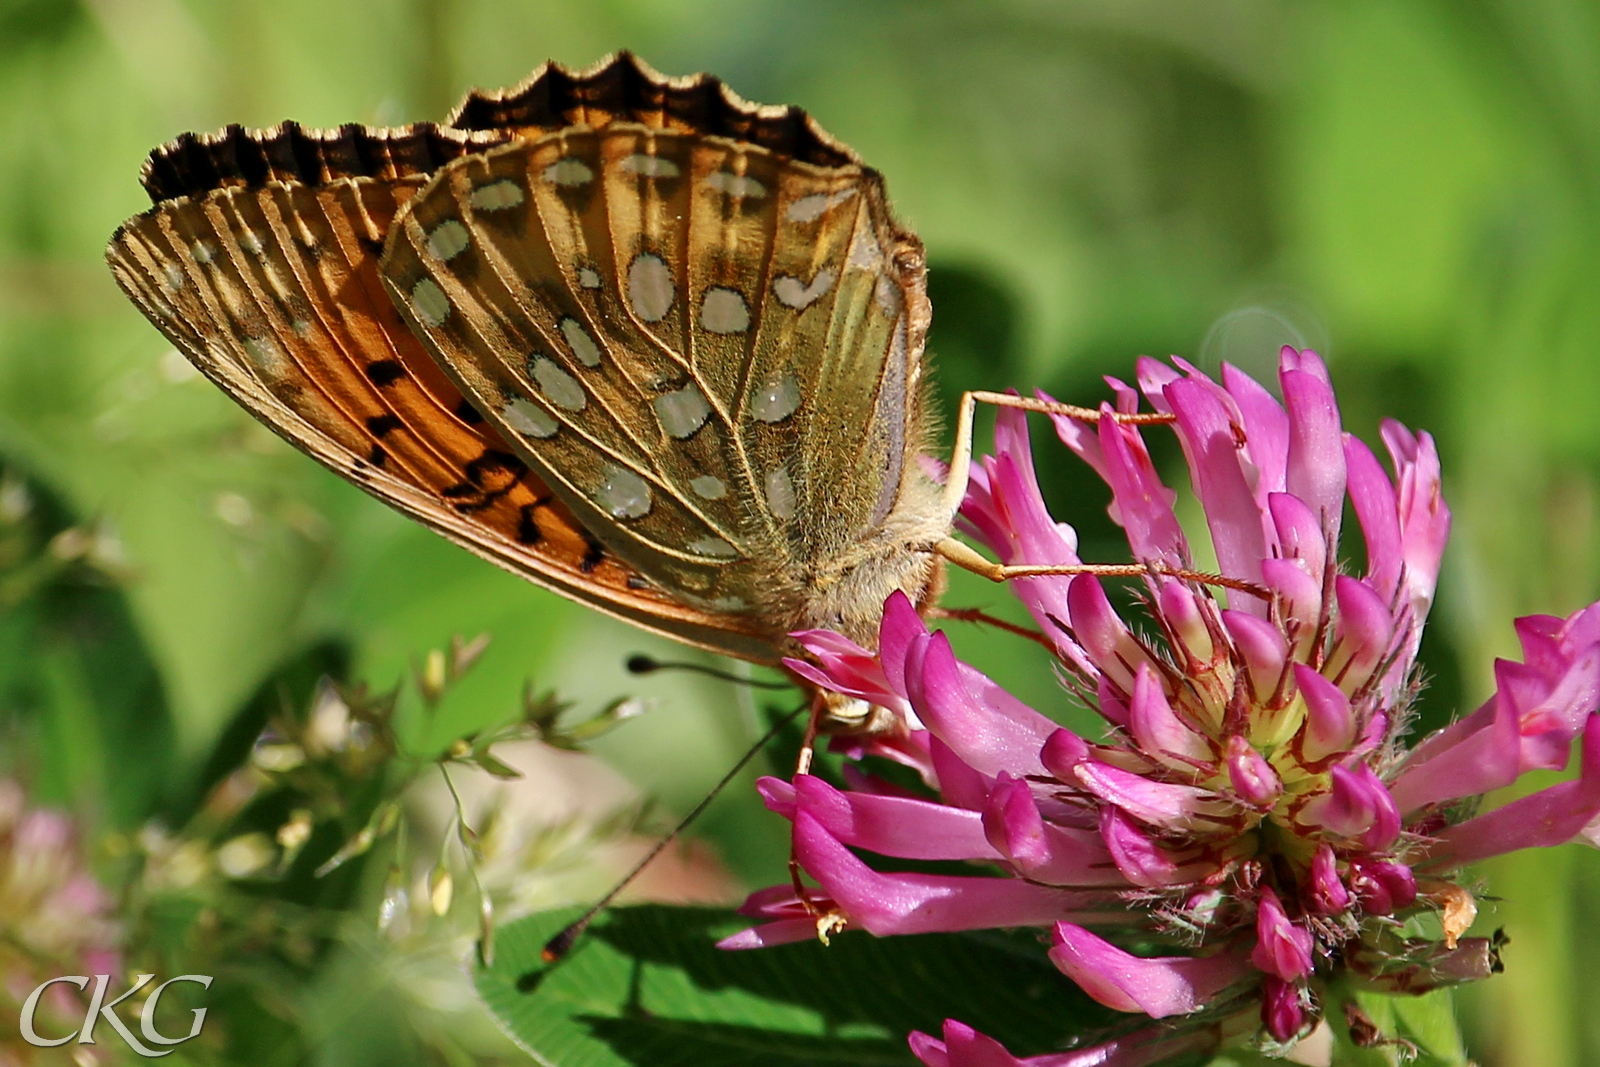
[1349,988,1468,1067]
[476,905,1115,1067]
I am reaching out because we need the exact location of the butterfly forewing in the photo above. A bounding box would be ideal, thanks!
[381,123,936,636]
[107,165,779,663]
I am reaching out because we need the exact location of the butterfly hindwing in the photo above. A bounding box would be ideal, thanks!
[108,53,945,669]
[381,124,937,629]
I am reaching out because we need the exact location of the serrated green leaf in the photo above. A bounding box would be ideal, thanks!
[476,905,1116,1067]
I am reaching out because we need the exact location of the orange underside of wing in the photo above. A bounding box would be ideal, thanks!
[107,177,781,665]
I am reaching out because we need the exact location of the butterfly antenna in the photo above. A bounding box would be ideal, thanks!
[541,701,807,964]
[625,653,793,690]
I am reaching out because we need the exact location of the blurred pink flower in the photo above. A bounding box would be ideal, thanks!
[727,349,1600,1064]
[0,781,121,1063]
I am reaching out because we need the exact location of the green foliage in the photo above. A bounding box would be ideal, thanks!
[477,906,1116,1067]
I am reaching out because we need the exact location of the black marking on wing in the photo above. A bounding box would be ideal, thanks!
[455,399,485,424]
[580,531,606,573]
[442,449,529,514]
[516,495,555,546]
[365,360,405,386]
[366,414,403,437]
[367,444,389,467]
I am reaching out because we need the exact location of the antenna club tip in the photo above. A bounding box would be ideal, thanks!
[541,924,582,964]
[625,654,658,674]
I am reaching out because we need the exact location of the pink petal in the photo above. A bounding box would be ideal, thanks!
[1297,764,1401,849]
[1328,577,1393,695]
[1250,887,1314,980]
[1222,362,1289,499]
[1094,408,1184,565]
[792,773,1000,861]
[987,779,1125,886]
[1383,421,1450,623]
[1267,492,1329,588]
[757,776,798,817]
[1222,610,1288,704]
[910,1019,1219,1067]
[1047,922,1251,1017]
[1073,759,1229,832]
[1295,664,1357,763]
[1135,357,1183,413]
[792,812,1113,935]
[1307,844,1352,915]
[982,774,1051,868]
[1164,377,1270,612]
[1280,362,1345,545]
[1260,976,1308,1043]
[1067,575,1151,693]
[1226,735,1282,808]
[1157,581,1216,664]
[930,735,994,811]
[1041,728,1091,780]
[1429,714,1600,864]
[1389,686,1522,812]
[1393,642,1600,810]
[1127,664,1211,764]
[880,589,930,697]
[1348,859,1416,914]
[716,918,818,949]
[1099,807,1213,888]
[1343,434,1402,604]
[1262,559,1322,654]
[910,632,1061,779]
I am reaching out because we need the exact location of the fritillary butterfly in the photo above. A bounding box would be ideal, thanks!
[107,54,947,730]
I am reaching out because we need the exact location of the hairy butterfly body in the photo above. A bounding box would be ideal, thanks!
[107,54,945,721]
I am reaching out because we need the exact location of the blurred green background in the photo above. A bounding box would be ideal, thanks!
[3,0,1600,1063]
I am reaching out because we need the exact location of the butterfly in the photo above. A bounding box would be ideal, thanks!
[106,53,952,725]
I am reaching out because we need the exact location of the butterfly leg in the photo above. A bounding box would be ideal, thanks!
[934,538,1270,598]
[934,392,1267,598]
[793,687,825,777]
[936,390,1172,529]
[787,688,829,919]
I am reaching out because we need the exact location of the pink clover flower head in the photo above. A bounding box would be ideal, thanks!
[728,349,1600,1063]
